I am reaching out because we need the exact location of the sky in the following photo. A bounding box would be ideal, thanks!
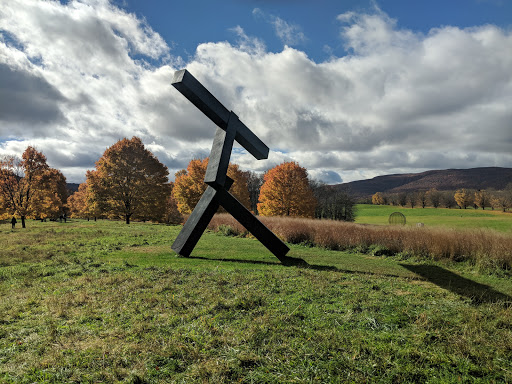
[0,0,511,185]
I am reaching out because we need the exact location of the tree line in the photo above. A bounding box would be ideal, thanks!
[371,186,512,211]
[1,137,356,227]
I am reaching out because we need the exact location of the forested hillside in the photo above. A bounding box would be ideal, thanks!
[337,167,512,198]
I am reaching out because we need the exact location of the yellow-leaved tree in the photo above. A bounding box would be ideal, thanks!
[257,161,316,218]
[454,189,472,209]
[474,190,488,210]
[87,137,170,224]
[372,192,385,205]
[172,158,251,214]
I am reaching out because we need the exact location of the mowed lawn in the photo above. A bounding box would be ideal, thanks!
[1,219,511,383]
[355,204,512,232]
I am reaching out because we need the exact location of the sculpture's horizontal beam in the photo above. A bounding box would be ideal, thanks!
[172,69,269,160]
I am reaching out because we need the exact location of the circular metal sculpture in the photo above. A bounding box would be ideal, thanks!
[389,212,406,225]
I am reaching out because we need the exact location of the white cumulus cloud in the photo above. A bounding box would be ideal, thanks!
[253,8,307,46]
[1,1,511,185]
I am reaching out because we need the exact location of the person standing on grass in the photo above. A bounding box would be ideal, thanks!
[11,216,16,229]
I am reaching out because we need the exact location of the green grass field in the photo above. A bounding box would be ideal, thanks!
[1,219,511,383]
[355,204,512,232]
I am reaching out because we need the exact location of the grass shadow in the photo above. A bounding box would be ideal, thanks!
[400,264,512,306]
[186,255,406,279]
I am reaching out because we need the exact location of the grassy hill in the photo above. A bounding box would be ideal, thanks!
[337,167,512,198]
[1,219,511,383]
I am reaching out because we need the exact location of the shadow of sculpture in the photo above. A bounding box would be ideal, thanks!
[400,264,512,307]
[186,255,307,267]
[185,255,407,279]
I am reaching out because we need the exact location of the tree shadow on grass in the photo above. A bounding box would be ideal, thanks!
[400,264,512,307]
[186,255,405,279]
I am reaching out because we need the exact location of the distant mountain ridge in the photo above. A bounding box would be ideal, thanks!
[67,183,80,193]
[336,167,512,198]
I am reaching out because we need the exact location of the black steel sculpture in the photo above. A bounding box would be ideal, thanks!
[171,70,290,262]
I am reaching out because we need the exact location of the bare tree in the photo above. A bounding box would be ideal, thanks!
[427,188,442,208]
[491,185,512,212]
[407,192,416,209]
[490,191,511,212]
[312,182,356,222]
[388,193,399,206]
[441,191,456,209]
[398,192,408,207]
[417,190,428,208]
[244,170,264,215]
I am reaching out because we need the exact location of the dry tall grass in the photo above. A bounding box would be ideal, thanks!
[208,214,512,270]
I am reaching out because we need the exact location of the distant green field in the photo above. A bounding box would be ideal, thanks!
[355,204,512,232]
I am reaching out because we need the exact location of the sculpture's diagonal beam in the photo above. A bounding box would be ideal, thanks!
[215,187,290,260]
[172,177,234,257]
[204,112,237,188]
[172,70,269,160]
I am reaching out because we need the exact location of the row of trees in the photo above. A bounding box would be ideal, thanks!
[171,157,355,221]
[1,137,356,227]
[371,187,512,211]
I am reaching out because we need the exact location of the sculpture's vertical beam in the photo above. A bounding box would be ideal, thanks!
[171,178,234,257]
[215,188,290,260]
[204,112,237,188]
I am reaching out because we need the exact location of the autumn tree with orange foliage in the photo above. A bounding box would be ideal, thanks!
[68,181,104,220]
[0,194,6,218]
[172,159,208,214]
[68,182,92,219]
[0,147,66,227]
[87,137,170,224]
[172,158,251,214]
[257,162,316,218]
[67,183,86,218]
[164,182,183,224]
